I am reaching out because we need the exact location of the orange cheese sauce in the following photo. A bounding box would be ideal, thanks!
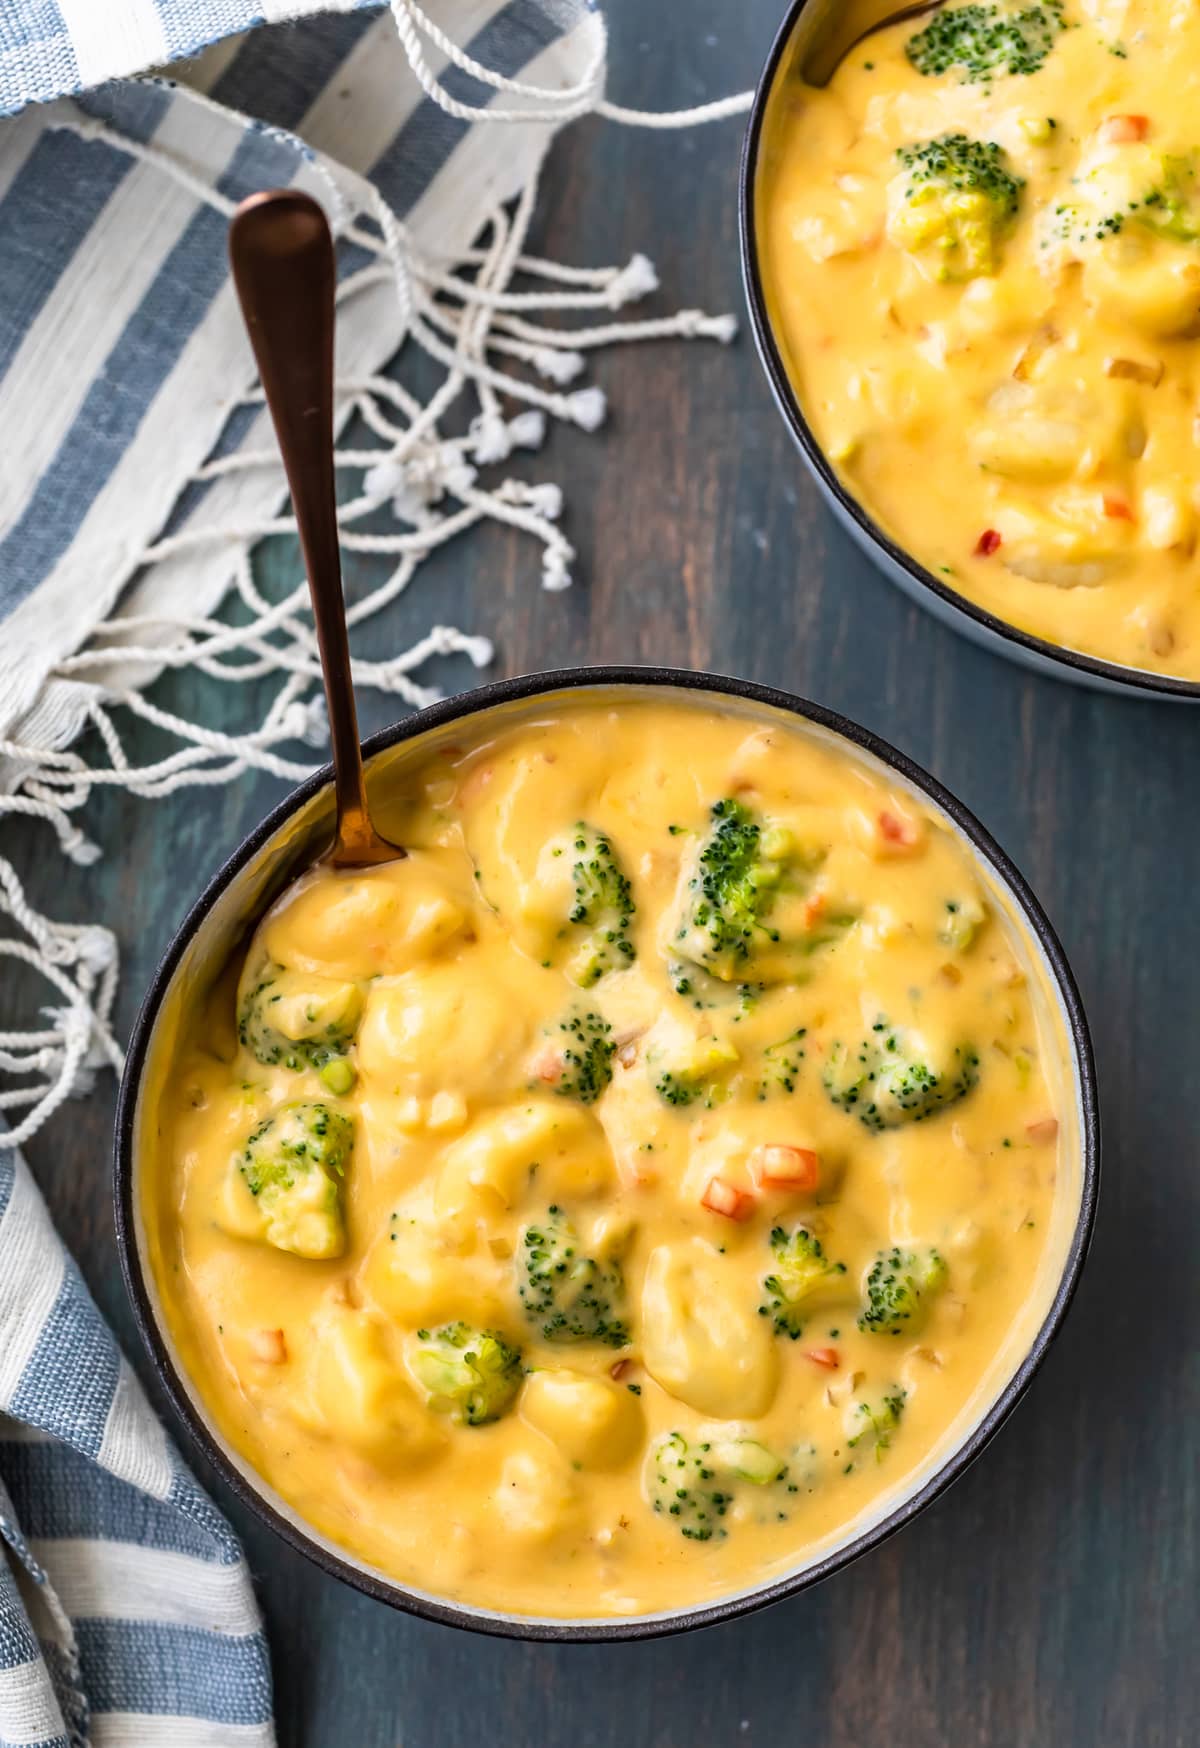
[145,698,1078,1619]
[758,0,1200,677]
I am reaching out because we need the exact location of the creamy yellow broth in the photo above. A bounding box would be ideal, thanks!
[759,0,1200,676]
[145,698,1077,1619]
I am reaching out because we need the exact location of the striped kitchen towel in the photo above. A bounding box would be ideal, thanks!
[0,1127,273,1747]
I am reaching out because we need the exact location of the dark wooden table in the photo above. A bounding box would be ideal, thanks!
[6,3,1196,1743]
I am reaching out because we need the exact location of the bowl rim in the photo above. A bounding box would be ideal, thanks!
[737,0,1200,702]
[113,663,1100,1642]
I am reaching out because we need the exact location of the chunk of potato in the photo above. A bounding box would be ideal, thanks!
[495,1444,582,1544]
[357,962,530,1106]
[215,1152,271,1244]
[969,382,1104,484]
[787,171,885,263]
[640,1238,778,1418]
[1140,482,1195,551]
[520,832,587,958]
[972,413,1088,483]
[262,855,467,981]
[361,1214,509,1327]
[954,267,1052,339]
[434,1101,612,1228]
[521,1369,642,1469]
[306,1303,444,1467]
[1083,241,1200,337]
[994,501,1127,589]
[459,747,591,953]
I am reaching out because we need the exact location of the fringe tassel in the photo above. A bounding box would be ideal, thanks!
[0,10,750,1148]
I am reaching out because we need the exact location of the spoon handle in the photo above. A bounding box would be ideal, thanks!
[228,189,395,866]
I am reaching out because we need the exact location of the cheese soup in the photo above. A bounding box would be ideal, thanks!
[758,0,1200,676]
[145,697,1076,1619]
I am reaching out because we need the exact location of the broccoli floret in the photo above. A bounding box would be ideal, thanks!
[756,1029,807,1099]
[906,2,1065,82]
[318,1057,357,1095]
[550,1010,615,1104]
[646,1433,735,1541]
[518,1207,629,1347]
[672,800,791,980]
[760,1224,848,1339]
[888,134,1024,280]
[656,1071,701,1107]
[1060,150,1200,248]
[708,1437,789,1486]
[858,1247,949,1336]
[652,1037,739,1108]
[653,1024,807,1108]
[409,1323,523,1425]
[822,1021,979,1131]
[1135,156,1200,244]
[939,896,986,951]
[645,1432,789,1541]
[666,959,767,1014]
[238,961,362,1071]
[847,1389,907,1463]
[561,823,636,986]
[239,1101,352,1259]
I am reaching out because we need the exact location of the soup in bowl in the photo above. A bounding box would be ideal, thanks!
[117,671,1097,1637]
[745,0,1200,696]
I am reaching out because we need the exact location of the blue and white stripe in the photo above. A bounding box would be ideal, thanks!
[0,1131,273,1746]
[0,0,383,116]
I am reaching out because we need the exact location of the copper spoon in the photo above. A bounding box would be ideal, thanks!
[228,189,403,868]
[802,0,943,87]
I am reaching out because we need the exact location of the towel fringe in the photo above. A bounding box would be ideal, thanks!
[0,12,751,1149]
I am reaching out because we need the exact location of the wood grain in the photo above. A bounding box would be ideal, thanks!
[2,3,1196,1743]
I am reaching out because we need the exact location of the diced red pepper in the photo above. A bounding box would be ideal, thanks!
[1100,114,1149,144]
[804,1347,840,1371]
[1103,494,1134,521]
[700,1175,754,1221]
[975,528,1002,557]
[749,1144,821,1191]
[878,809,919,847]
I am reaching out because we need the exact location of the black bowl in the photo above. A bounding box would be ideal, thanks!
[739,0,1200,701]
[114,666,1100,1640]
